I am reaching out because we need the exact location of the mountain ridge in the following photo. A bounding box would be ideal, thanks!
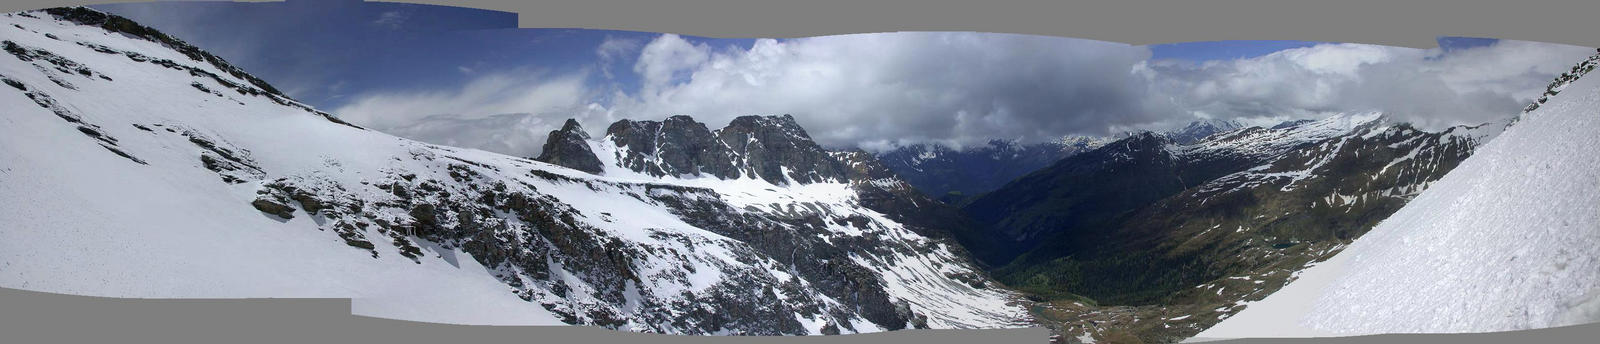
[0,7,1026,335]
[874,119,1245,203]
[964,110,1503,343]
[1199,46,1600,339]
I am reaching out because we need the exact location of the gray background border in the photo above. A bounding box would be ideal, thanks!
[2,0,1597,343]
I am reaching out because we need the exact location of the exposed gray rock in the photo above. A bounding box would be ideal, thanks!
[583,114,852,185]
[656,115,740,179]
[717,114,849,185]
[535,119,604,174]
[8,9,1025,335]
[601,116,742,179]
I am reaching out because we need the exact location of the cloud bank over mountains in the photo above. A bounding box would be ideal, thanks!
[332,32,1594,156]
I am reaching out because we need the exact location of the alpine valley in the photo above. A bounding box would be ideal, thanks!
[873,119,1241,205]
[3,7,1598,344]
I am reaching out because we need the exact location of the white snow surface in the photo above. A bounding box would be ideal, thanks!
[1196,60,1600,339]
[0,13,564,325]
[0,11,1023,332]
[1180,111,1384,160]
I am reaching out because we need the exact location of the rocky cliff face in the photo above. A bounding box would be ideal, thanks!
[534,119,604,174]
[717,114,852,185]
[599,115,739,180]
[545,114,857,187]
[0,7,1026,335]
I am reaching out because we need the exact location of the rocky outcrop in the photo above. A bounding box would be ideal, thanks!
[4,7,1025,336]
[535,119,604,174]
[587,114,852,186]
[655,115,741,178]
[38,6,285,97]
[603,116,741,179]
[525,114,1019,331]
[717,114,850,185]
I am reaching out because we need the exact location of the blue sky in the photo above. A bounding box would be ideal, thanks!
[1149,40,1323,62]
[96,1,1358,111]
[88,1,1588,157]
[94,0,758,110]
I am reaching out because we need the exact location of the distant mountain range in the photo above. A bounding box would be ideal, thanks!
[875,137,1110,204]
[962,112,1503,342]
[875,119,1242,204]
[1201,47,1600,340]
[5,7,1597,344]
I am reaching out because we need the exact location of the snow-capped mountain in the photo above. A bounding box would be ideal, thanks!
[0,7,1027,335]
[876,136,1111,203]
[874,119,1241,204]
[1195,47,1600,340]
[966,113,1399,259]
[962,111,1503,343]
[1166,119,1244,145]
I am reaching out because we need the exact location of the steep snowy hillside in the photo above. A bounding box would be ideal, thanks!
[964,111,1501,343]
[0,8,1026,335]
[1197,49,1600,339]
[966,113,1397,266]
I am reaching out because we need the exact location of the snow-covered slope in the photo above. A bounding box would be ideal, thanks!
[0,8,1025,335]
[0,9,563,325]
[1197,52,1600,339]
[1178,112,1385,164]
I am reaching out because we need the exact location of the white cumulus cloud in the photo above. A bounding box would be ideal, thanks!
[331,31,1594,157]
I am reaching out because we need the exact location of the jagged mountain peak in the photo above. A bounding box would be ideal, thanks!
[725,114,805,133]
[716,114,842,186]
[557,118,588,138]
[1184,118,1244,129]
[1167,118,1245,144]
[577,113,856,186]
[1,9,1026,334]
[535,118,603,173]
[1119,129,1179,148]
